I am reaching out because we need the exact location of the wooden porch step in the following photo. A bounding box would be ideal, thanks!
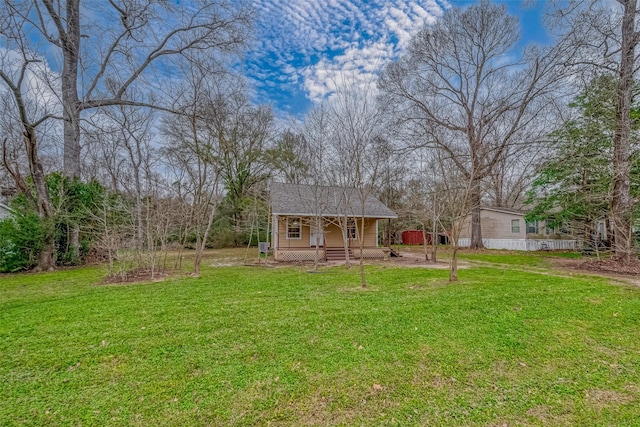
[325,248,354,261]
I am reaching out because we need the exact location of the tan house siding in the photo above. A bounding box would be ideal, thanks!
[458,209,578,250]
[324,223,343,247]
[275,216,383,259]
[323,218,377,247]
[277,217,310,249]
[459,210,525,240]
[277,217,378,249]
[483,210,525,239]
[361,218,378,246]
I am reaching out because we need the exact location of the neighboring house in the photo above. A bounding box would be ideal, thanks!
[270,182,397,261]
[458,207,579,251]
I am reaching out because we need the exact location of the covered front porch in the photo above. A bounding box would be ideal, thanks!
[271,215,388,261]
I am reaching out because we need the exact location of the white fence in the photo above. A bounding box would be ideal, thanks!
[457,238,579,251]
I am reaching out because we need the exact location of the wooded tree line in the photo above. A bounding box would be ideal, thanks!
[2,0,640,277]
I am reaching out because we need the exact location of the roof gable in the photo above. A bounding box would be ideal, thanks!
[270,182,397,218]
[481,207,526,217]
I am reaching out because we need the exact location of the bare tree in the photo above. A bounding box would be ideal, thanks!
[440,164,476,282]
[301,103,332,272]
[405,158,449,264]
[323,77,388,287]
[163,81,224,275]
[484,133,547,209]
[380,0,565,249]
[83,104,157,251]
[206,90,274,245]
[1,0,252,178]
[0,47,61,271]
[83,104,178,278]
[0,1,251,263]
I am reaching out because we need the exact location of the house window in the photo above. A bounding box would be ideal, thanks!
[347,218,357,239]
[511,219,520,233]
[287,217,302,239]
[526,221,539,234]
[546,222,556,235]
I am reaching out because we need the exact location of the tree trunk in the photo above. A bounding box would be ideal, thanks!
[449,245,459,282]
[136,193,143,249]
[25,129,56,271]
[422,226,429,262]
[469,189,484,249]
[342,216,351,269]
[58,0,82,261]
[194,233,202,276]
[313,217,321,272]
[61,0,82,179]
[34,236,56,272]
[194,202,216,275]
[611,0,638,265]
[359,217,366,288]
[431,215,437,263]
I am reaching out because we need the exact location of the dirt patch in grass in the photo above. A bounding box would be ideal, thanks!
[585,389,634,409]
[408,281,449,290]
[379,251,468,269]
[210,257,245,267]
[526,405,574,425]
[548,256,640,286]
[258,253,465,270]
[100,268,170,285]
[578,258,640,276]
[526,404,552,421]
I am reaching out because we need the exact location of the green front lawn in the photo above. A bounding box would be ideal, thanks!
[457,249,583,268]
[1,253,639,426]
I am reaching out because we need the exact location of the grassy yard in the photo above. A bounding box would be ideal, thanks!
[1,250,640,426]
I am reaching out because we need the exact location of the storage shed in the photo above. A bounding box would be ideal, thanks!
[401,230,424,245]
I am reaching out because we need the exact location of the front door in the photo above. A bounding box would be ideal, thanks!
[310,225,324,247]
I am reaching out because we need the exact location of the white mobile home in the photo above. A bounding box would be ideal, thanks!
[458,207,579,251]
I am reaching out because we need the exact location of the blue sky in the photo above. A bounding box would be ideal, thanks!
[2,0,552,122]
[245,0,552,117]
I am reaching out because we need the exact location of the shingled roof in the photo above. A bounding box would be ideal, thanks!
[270,182,397,219]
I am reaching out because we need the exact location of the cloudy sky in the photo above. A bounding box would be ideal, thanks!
[1,0,551,121]
[244,0,551,117]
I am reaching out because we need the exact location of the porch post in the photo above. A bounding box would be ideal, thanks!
[272,215,279,251]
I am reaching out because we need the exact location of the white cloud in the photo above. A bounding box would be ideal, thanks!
[250,0,447,106]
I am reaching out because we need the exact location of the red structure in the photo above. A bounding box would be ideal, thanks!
[402,230,428,245]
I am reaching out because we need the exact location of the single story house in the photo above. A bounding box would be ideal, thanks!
[458,207,579,251]
[270,182,397,261]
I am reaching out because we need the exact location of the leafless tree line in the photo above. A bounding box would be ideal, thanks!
[2,0,640,278]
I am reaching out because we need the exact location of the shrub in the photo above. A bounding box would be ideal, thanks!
[0,213,44,272]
